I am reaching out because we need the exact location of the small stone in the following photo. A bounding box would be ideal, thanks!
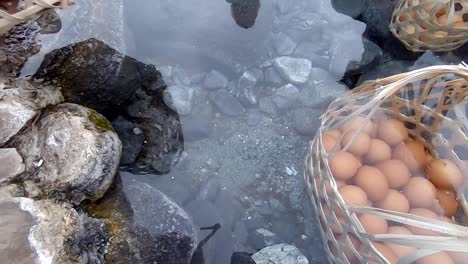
[273,32,297,56]
[246,109,262,126]
[163,85,194,115]
[249,68,264,83]
[299,80,347,108]
[0,148,25,182]
[133,127,142,135]
[252,243,309,264]
[264,67,284,85]
[308,68,335,83]
[259,97,278,116]
[251,228,280,249]
[274,57,312,85]
[209,90,245,116]
[172,65,191,86]
[204,70,229,90]
[181,103,213,141]
[272,84,300,110]
[112,116,144,165]
[231,71,258,106]
[291,107,322,136]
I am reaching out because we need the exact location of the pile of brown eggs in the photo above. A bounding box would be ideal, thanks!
[321,116,466,264]
[397,0,467,45]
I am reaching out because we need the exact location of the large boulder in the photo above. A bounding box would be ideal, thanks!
[0,79,63,146]
[86,174,198,264]
[8,103,121,203]
[0,196,107,264]
[33,38,161,118]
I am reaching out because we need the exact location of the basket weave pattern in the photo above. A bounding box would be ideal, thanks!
[305,65,468,264]
[0,0,73,34]
[389,0,468,52]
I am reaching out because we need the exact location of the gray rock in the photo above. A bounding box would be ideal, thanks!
[346,37,383,75]
[259,97,278,116]
[33,38,163,118]
[269,198,286,212]
[163,85,194,115]
[291,107,322,136]
[0,80,62,146]
[230,71,258,106]
[331,0,366,18]
[328,27,365,77]
[172,65,191,86]
[251,228,280,249]
[181,102,214,141]
[233,222,250,252]
[204,70,229,90]
[0,148,25,183]
[308,68,335,83]
[273,32,297,56]
[231,252,255,264]
[264,67,284,85]
[10,103,121,203]
[246,109,263,126]
[190,72,206,84]
[252,243,309,264]
[361,0,399,42]
[1,197,107,264]
[249,68,264,83]
[272,84,300,110]
[299,80,347,108]
[111,116,144,165]
[274,57,312,85]
[209,90,245,116]
[293,41,327,59]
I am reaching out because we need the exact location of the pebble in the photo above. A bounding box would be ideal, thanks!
[246,109,262,126]
[291,107,322,136]
[204,70,229,90]
[209,90,246,117]
[252,243,309,264]
[112,116,144,165]
[272,83,300,111]
[299,80,347,108]
[264,67,284,85]
[259,97,278,116]
[274,57,312,85]
[251,228,280,249]
[163,85,194,115]
[273,32,297,56]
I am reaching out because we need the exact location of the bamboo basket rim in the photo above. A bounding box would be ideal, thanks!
[0,0,74,35]
[305,64,468,264]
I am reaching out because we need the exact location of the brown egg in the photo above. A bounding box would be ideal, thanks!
[341,130,372,156]
[449,251,468,264]
[327,129,342,139]
[378,119,408,146]
[329,152,362,180]
[433,189,459,217]
[359,214,388,234]
[368,243,398,264]
[340,115,375,135]
[377,160,411,189]
[418,0,447,15]
[322,133,342,153]
[426,159,464,190]
[365,139,392,164]
[387,226,416,258]
[377,190,410,213]
[417,252,454,264]
[404,177,437,208]
[354,166,389,202]
[339,185,369,207]
[437,14,463,25]
[393,140,426,172]
[408,208,440,236]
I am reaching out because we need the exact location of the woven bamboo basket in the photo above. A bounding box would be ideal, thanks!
[389,0,468,52]
[305,64,468,264]
[0,0,73,34]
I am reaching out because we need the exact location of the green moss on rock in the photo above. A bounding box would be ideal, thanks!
[87,109,114,132]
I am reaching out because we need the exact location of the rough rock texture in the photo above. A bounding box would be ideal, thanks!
[8,103,122,203]
[0,79,63,146]
[231,252,255,264]
[33,38,161,118]
[0,196,107,264]
[361,0,398,44]
[0,148,25,183]
[86,174,198,264]
[163,85,194,115]
[251,243,308,264]
[111,116,144,165]
[274,57,312,85]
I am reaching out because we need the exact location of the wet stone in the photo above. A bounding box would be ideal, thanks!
[273,32,297,56]
[246,109,263,126]
[264,67,284,86]
[231,252,255,264]
[163,85,194,116]
[181,102,214,142]
[0,148,25,183]
[251,228,280,249]
[231,71,258,106]
[172,65,192,86]
[308,68,335,83]
[272,83,300,111]
[209,90,245,117]
[291,107,322,136]
[112,116,144,165]
[299,80,347,108]
[259,97,278,116]
[331,0,366,18]
[274,57,312,85]
[251,243,309,264]
[204,70,229,90]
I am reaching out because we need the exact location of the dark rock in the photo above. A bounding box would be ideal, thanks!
[357,60,412,85]
[231,252,255,264]
[112,116,144,165]
[361,0,399,44]
[204,70,228,90]
[33,38,163,118]
[346,37,383,75]
[331,0,366,18]
[209,90,246,116]
[35,9,62,34]
[258,97,278,117]
[455,42,468,62]
[230,0,261,29]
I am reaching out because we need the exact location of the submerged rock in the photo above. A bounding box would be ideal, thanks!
[0,148,25,183]
[273,32,297,56]
[111,116,144,165]
[209,90,246,116]
[9,103,121,203]
[271,84,300,111]
[204,70,229,90]
[274,57,312,85]
[251,243,309,264]
[33,38,163,118]
[0,197,107,264]
[0,79,63,146]
[163,85,194,115]
[229,71,258,106]
[231,252,255,264]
